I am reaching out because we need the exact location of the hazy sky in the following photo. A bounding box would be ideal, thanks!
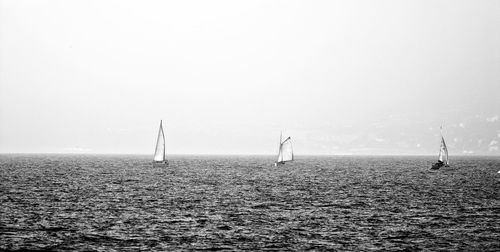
[1,0,499,155]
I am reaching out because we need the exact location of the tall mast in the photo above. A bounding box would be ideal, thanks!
[277,131,282,162]
[438,124,443,159]
[161,120,165,161]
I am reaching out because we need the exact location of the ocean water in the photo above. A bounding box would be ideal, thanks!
[0,154,499,251]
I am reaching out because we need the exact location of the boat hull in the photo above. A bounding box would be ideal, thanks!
[431,162,449,170]
[153,161,169,167]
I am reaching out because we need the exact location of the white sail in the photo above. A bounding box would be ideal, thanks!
[438,135,449,165]
[153,120,166,162]
[276,132,283,162]
[277,136,293,163]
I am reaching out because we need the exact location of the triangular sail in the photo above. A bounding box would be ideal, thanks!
[438,136,448,165]
[277,137,293,163]
[153,121,166,162]
[276,132,282,162]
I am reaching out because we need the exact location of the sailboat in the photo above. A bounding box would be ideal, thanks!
[274,132,294,166]
[153,120,168,167]
[431,125,449,170]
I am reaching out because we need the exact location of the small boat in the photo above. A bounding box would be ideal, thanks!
[153,120,168,167]
[274,132,294,166]
[431,125,449,170]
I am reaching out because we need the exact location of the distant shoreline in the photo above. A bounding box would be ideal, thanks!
[1,153,499,158]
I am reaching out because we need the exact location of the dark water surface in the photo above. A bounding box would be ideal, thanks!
[1,154,499,251]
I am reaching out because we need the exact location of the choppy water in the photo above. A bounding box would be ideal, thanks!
[0,154,499,251]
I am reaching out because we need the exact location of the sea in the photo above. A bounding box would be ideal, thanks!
[0,154,499,251]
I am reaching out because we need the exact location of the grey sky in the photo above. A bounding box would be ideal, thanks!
[1,0,499,155]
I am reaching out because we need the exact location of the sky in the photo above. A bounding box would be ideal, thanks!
[1,0,499,155]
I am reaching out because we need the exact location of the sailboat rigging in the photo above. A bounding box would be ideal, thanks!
[153,120,168,166]
[274,132,294,166]
[431,125,449,170]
